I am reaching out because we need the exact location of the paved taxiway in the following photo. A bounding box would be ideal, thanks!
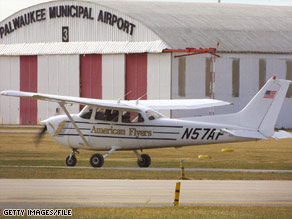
[1,165,292,173]
[0,179,291,208]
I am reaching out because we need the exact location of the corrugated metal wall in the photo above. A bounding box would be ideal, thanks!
[20,56,37,125]
[171,53,292,128]
[0,56,20,124]
[102,54,125,100]
[37,55,79,122]
[0,52,291,128]
[0,1,161,44]
[147,53,171,117]
[80,54,102,99]
[125,53,147,100]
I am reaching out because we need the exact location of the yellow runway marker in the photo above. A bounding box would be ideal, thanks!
[174,182,181,206]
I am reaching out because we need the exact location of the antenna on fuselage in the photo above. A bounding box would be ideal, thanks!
[117,90,132,104]
[135,93,147,105]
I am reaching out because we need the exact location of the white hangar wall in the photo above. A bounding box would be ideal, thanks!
[147,53,171,117]
[0,0,161,44]
[171,53,292,128]
[37,55,80,122]
[0,56,20,124]
[102,54,125,100]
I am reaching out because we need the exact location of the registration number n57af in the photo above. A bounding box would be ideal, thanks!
[181,128,223,140]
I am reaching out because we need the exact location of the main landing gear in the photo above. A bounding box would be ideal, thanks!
[90,153,104,168]
[134,150,151,168]
[65,148,152,168]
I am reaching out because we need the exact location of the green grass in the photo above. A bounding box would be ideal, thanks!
[0,131,291,218]
[1,206,292,219]
[0,132,291,180]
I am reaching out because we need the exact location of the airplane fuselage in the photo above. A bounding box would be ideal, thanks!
[45,114,249,151]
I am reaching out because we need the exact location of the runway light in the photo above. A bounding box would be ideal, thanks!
[273,76,277,80]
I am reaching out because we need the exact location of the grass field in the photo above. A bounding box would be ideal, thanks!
[0,131,291,180]
[1,206,292,219]
[0,130,291,218]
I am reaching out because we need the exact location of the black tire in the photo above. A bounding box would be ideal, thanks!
[90,153,104,168]
[137,154,151,168]
[66,155,77,167]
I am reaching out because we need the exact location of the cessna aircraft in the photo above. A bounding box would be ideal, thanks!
[1,77,291,168]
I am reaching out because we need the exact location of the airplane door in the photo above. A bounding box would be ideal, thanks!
[120,111,152,149]
[88,108,121,149]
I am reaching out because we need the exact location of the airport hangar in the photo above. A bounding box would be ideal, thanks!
[0,0,291,128]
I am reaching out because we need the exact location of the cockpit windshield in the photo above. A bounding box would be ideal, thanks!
[146,110,162,120]
[79,106,93,120]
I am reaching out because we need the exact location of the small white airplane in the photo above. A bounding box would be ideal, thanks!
[1,77,292,168]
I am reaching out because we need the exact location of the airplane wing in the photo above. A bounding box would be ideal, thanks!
[0,90,135,109]
[124,99,232,110]
[0,90,231,110]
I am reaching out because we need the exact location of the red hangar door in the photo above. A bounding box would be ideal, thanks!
[20,56,38,125]
[125,53,147,100]
[80,54,102,101]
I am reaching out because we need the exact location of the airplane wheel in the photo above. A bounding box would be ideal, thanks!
[137,154,151,168]
[90,153,104,168]
[66,155,77,167]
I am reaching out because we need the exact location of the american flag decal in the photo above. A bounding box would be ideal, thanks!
[264,90,277,98]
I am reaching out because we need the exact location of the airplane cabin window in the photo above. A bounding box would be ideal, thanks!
[95,108,105,120]
[122,111,144,123]
[95,108,119,122]
[80,107,93,119]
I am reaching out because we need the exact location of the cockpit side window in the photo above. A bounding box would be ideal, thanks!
[80,107,93,120]
[146,110,161,120]
[122,111,144,123]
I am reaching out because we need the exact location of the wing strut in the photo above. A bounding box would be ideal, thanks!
[59,102,89,146]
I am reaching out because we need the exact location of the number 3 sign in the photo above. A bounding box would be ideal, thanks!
[62,26,69,42]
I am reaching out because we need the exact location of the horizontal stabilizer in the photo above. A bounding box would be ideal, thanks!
[272,130,292,139]
[221,128,267,139]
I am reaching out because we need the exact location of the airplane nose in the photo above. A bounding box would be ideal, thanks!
[40,119,48,126]
[42,115,68,136]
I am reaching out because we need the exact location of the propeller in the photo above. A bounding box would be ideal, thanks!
[35,125,47,146]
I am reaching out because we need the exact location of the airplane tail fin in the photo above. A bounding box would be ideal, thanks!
[183,77,291,139]
[236,77,291,137]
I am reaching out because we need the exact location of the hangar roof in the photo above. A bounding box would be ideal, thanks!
[95,1,292,54]
[0,1,292,54]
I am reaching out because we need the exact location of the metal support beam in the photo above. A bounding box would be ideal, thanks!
[59,102,89,146]
[104,146,120,159]
[133,150,142,161]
